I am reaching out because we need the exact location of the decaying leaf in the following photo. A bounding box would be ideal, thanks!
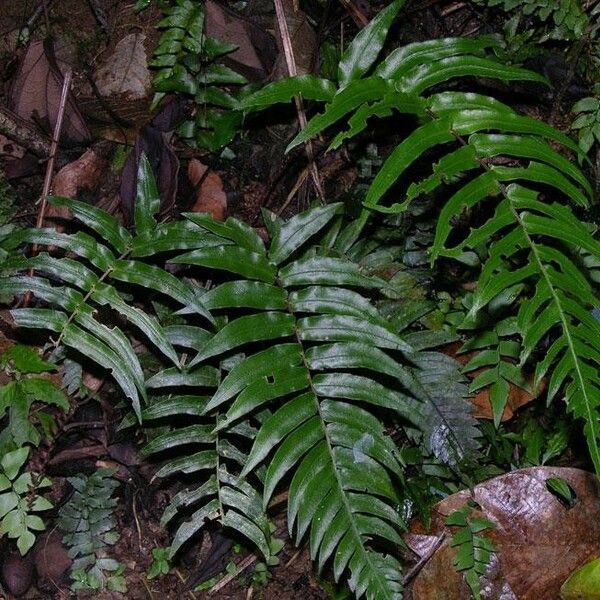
[271,0,317,79]
[119,99,186,223]
[45,148,109,229]
[408,467,600,599]
[52,148,108,199]
[8,40,90,145]
[93,33,152,100]
[205,0,277,81]
[188,158,227,221]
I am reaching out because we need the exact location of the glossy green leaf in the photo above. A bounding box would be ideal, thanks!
[376,36,500,79]
[337,0,405,87]
[287,76,394,152]
[220,366,309,427]
[561,557,600,600]
[171,245,276,283]
[134,155,160,237]
[298,315,412,352]
[183,213,265,254]
[146,366,220,389]
[279,255,383,288]
[202,281,287,311]
[191,312,296,365]
[240,75,336,112]
[269,203,343,265]
[204,344,303,412]
[242,393,316,476]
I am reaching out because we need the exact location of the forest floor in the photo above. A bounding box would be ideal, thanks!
[0,0,597,598]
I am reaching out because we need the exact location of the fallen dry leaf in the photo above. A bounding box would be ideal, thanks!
[45,148,108,229]
[93,33,151,100]
[52,148,107,198]
[9,39,90,145]
[205,0,277,81]
[188,158,227,221]
[408,467,600,599]
[446,343,543,422]
[272,0,317,79]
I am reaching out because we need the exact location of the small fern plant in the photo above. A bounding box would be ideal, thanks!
[0,345,66,554]
[445,505,496,600]
[0,447,52,555]
[58,467,126,592]
[242,0,600,475]
[150,0,247,150]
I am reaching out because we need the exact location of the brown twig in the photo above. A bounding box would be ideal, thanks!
[338,0,370,26]
[273,0,325,202]
[208,553,258,595]
[23,68,72,307]
[36,68,72,231]
[402,533,446,584]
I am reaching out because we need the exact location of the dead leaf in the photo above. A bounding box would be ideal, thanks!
[119,99,186,223]
[9,40,90,145]
[52,148,107,198]
[408,467,600,599]
[272,0,317,79]
[205,0,277,81]
[45,148,108,229]
[445,343,543,422]
[93,33,151,100]
[188,159,227,221]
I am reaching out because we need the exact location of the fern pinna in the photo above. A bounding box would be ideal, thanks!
[242,0,600,475]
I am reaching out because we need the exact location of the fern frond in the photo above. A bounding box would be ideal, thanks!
[242,26,600,473]
[144,203,474,599]
[0,157,211,419]
[138,359,279,563]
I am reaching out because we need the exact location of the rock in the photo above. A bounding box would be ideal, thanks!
[1,551,34,597]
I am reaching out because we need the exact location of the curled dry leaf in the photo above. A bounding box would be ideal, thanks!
[46,148,108,230]
[407,467,600,599]
[188,158,227,221]
[205,0,277,81]
[93,33,152,100]
[9,40,90,145]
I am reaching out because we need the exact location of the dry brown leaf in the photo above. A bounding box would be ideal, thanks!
[52,148,107,198]
[93,33,151,100]
[45,148,108,230]
[205,0,277,81]
[271,0,317,79]
[9,40,90,145]
[188,158,227,221]
[408,467,600,599]
[445,343,543,422]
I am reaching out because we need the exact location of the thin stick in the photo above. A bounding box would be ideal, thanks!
[208,553,258,595]
[273,0,325,202]
[36,68,72,231]
[23,68,72,308]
